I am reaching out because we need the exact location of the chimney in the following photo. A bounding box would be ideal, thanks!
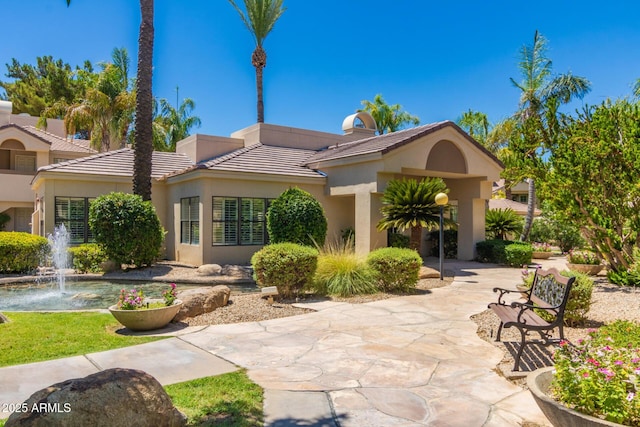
[0,101,11,126]
[342,112,377,137]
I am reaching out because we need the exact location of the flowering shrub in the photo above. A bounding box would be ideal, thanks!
[532,242,552,252]
[568,250,600,265]
[117,288,144,310]
[552,321,640,425]
[162,283,178,306]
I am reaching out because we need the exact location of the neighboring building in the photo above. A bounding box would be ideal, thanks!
[31,111,503,266]
[491,179,542,216]
[0,101,95,233]
[488,198,541,217]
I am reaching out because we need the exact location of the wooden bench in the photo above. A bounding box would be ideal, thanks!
[488,267,575,371]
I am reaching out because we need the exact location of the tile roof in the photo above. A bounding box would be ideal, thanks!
[3,124,96,154]
[37,148,194,179]
[488,198,542,216]
[194,143,325,179]
[305,120,502,166]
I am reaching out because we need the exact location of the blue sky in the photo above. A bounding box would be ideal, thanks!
[2,1,639,137]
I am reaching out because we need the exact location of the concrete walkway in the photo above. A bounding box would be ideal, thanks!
[1,259,565,426]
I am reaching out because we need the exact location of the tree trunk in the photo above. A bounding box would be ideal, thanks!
[520,178,535,241]
[410,226,422,253]
[133,0,154,201]
[252,46,267,124]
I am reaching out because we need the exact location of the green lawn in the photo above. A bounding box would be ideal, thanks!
[0,312,263,426]
[0,312,163,367]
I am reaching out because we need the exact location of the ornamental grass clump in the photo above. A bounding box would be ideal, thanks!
[314,253,378,297]
[552,320,640,425]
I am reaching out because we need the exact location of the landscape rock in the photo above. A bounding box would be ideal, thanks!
[5,368,186,427]
[174,285,230,321]
[419,266,440,279]
[196,264,222,276]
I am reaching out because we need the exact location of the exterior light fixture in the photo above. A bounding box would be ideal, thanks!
[435,192,449,280]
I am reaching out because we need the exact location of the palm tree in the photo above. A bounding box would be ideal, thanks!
[457,109,490,144]
[633,78,640,97]
[64,49,135,152]
[509,30,590,241]
[359,94,420,134]
[485,208,523,240]
[229,0,286,123]
[377,177,449,251]
[67,0,155,200]
[153,97,202,151]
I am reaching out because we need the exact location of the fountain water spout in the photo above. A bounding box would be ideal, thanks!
[47,224,70,292]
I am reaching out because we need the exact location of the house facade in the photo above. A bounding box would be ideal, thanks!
[0,101,95,233]
[31,112,503,266]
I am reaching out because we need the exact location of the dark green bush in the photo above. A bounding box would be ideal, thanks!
[476,239,532,266]
[251,243,318,298]
[504,242,532,267]
[366,247,422,292]
[388,232,410,248]
[69,243,107,273]
[0,212,10,231]
[88,192,164,268]
[429,229,458,258]
[0,232,48,273]
[266,187,327,247]
[476,239,510,264]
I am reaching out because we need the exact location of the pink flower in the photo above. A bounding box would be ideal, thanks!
[582,372,590,378]
[615,360,624,366]
[628,392,635,402]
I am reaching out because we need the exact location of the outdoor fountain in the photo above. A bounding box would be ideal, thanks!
[47,223,70,292]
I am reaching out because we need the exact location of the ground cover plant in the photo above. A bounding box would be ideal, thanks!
[166,371,263,426]
[0,312,163,367]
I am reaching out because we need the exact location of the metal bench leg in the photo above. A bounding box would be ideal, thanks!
[513,329,527,371]
[495,322,504,341]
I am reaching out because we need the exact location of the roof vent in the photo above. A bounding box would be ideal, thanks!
[342,111,377,136]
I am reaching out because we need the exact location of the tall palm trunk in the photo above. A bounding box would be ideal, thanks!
[133,0,154,201]
[520,178,535,241]
[252,46,266,123]
[410,226,422,252]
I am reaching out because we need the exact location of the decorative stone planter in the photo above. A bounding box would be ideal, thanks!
[109,299,183,331]
[527,367,625,427]
[532,251,553,259]
[566,263,604,275]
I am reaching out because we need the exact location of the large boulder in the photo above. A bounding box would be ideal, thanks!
[174,285,230,321]
[5,368,186,427]
[419,266,440,279]
[196,264,222,276]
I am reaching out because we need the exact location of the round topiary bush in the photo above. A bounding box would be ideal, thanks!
[266,187,327,247]
[251,242,318,298]
[69,243,108,273]
[0,232,49,273]
[366,247,422,292]
[88,192,164,268]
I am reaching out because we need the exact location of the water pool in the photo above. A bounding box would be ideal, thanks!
[0,281,242,311]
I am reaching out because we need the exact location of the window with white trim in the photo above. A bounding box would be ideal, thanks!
[180,197,200,245]
[212,197,271,246]
[54,197,94,244]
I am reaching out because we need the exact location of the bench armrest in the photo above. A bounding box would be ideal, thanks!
[510,301,558,323]
[492,287,523,305]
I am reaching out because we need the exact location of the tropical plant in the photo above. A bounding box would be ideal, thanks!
[504,30,591,241]
[266,187,327,247]
[377,177,449,251]
[88,192,164,268]
[229,0,286,124]
[62,48,135,152]
[634,78,640,97]
[542,99,640,272]
[456,109,489,144]
[359,94,419,134]
[153,97,201,151]
[485,208,523,240]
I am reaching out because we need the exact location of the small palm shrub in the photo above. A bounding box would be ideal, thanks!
[266,187,327,247]
[89,192,164,268]
[69,243,107,273]
[485,208,523,240]
[251,243,318,298]
[367,247,422,293]
[0,232,48,273]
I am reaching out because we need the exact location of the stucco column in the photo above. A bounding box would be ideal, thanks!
[354,190,386,256]
[456,197,486,260]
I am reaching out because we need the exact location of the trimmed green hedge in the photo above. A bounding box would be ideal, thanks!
[266,187,327,247]
[476,239,532,266]
[251,243,319,298]
[0,232,49,273]
[367,247,422,292]
[69,243,107,273]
